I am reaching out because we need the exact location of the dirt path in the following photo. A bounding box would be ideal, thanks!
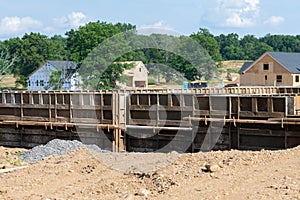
[0,146,299,199]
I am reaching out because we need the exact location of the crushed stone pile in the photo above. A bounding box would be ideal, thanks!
[19,139,108,163]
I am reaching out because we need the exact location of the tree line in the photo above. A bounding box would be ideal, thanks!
[1,21,300,88]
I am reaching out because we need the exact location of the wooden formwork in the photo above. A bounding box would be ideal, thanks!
[126,91,300,152]
[0,90,122,151]
[127,86,300,95]
[0,88,300,152]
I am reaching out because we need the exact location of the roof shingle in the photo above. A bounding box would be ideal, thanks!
[238,62,253,74]
[268,52,300,73]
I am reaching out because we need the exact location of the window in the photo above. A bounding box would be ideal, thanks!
[276,75,282,83]
[139,68,142,72]
[265,75,268,80]
[263,64,269,70]
[36,80,39,86]
[296,76,299,83]
[28,80,31,86]
[40,80,44,86]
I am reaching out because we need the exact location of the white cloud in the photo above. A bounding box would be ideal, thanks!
[0,16,42,36]
[212,0,261,28]
[140,21,171,30]
[226,14,254,28]
[138,21,180,36]
[264,16,285,26]
[54,12,88,29]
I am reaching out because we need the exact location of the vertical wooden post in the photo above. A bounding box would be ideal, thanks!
[191,94,196,152]
[115,92,119,152]
[11,93,15,104]
[29,93,33,104]
[49,94,52,122]
[136,94,140,106]
[69,94,73,123]
[20,92,24,121]
[252,97,257,112]
[112,92,117,152]
[54,93,58,122]
[238,96,240,120]
[39,93,43,105]
[268,97,273,113]
[148,94,151,106]
[118,92,126,152]
[100,93,104,123]
[62,93,65,105]
[156,94,159,126]
[229,97,232,119]
[168,94,172,107]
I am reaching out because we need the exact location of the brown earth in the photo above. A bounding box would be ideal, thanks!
[0,75,17,88]
[0,146,299,200]
[0,146,26,169]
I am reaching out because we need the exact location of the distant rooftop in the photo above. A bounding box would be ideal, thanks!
[47,60,77,71]
[268,52,300,73]
[238,62,253,74]
[239,52,300,74]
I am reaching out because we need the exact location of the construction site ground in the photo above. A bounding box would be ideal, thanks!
[0,145,299,200]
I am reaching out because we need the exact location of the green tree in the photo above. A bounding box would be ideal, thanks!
[6,33,68,86]
[47,70,63,90]
[240,35,258,60]
[260,34,300,52]
[215,33,244,60]
[66,21,136,63]
[190,28,222,62]
[48,35,69,60]
[0,47,18,86]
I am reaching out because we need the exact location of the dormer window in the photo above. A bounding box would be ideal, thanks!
[263,64,269,70]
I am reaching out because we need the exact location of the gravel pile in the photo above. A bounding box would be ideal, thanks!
[19,139,108,163]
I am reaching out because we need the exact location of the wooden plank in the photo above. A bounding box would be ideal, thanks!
[239,128,285,137]
[239,111,284,118]
[0,116,21,121]
[70,118,101,123]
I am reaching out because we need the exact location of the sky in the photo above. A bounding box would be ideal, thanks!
[0,0,299,40]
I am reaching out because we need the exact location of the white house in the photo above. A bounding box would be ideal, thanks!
[28,60,80,91]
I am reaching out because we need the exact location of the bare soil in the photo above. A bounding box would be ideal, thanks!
[0,146,299,200]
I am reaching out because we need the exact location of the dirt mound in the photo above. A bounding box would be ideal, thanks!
[0,146,299,199]
[0,146,26,169]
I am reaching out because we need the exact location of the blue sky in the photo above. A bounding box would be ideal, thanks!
[0,0,299,40]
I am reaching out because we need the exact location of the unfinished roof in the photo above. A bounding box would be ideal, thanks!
[239,52,300,74]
